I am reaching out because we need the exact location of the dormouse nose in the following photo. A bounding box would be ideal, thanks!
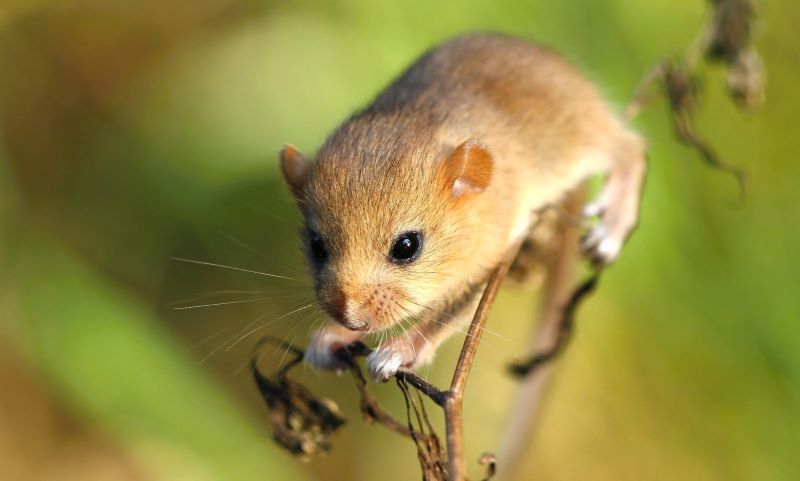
[325,284,368,331]
[325,285,347,321]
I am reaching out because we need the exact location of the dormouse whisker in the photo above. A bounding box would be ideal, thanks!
[172,256,297,281]
[173,297,274,310]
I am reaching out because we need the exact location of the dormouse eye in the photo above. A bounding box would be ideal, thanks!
[389,231,423,265]
[308,230,328,264]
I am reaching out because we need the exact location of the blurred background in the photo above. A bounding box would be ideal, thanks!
[1,0,798,480]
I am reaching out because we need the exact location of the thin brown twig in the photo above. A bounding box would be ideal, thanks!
[397,378,449,480]
[507,274,601,378]
[622,0,758,203]
[623,60,670,122]
[398,369,449,407]
[347,354,414,438]
[444,237,525,480]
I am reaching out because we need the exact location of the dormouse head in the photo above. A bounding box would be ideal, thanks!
[279,138,493,333]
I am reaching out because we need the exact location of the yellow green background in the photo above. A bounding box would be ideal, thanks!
[1,0,798,480]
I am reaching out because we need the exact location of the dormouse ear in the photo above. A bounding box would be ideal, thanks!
[279,144,312,197]
[439,139,493,198]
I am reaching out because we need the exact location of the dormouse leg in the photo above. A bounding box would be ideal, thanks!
[305,323,365,372]
[582,132,647,265]
[367,294,481,381]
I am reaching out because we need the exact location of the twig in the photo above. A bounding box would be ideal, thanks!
[507,274,601,377]
[444,237,525,480]
[398,369,449,407]
[397,378,449,480]
[495,188,584,476]
[623,60,670,121]
[623,0,760,203]
[478,453,498,481]
[347,354,414,438]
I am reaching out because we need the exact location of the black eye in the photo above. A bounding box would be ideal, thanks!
[389,231,422,264]
[308,231,328,264]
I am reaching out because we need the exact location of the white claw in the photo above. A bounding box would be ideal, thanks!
[596,236,622,264]
[582,223,607,248]
[582,201,604,218]
[367,349,404,382]
[582,223,623,266]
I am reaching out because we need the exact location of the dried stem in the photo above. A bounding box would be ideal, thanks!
[397,379,449,480]
[507,274,600,378]
[349,356,414,438]
[622,0,759,202]
[443,238,525,480]
[398,370,448,407]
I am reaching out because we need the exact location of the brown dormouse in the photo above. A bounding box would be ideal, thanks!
[279,33,645,380]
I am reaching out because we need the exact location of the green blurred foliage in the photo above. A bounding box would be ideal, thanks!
[1,0,799,480]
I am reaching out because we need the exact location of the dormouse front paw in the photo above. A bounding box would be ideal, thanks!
[305,326,362,372]
[366,341,415,382]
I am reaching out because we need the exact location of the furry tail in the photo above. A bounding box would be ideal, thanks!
[496,184,585,479]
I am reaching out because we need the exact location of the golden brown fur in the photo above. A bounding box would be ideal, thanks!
[280,32,646,379]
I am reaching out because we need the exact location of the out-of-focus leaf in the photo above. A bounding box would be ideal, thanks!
[11,231,310,481]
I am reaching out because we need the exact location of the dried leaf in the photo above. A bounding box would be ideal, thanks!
[251,341,346,461]
[727,48,765,109]
[479,453,498,481]
[707,0,756,64]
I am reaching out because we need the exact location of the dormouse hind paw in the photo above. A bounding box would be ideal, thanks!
[581,222,623,266]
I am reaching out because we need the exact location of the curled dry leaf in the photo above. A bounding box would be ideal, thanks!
[250,339,346,461]
[726,48,764,110]
[706,0,764,109]
[479,452,498,481]
[508,274,600,378]
[707,0,755,64]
